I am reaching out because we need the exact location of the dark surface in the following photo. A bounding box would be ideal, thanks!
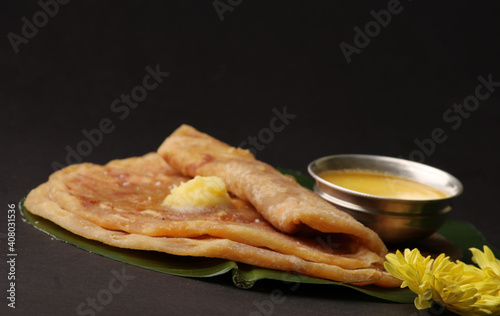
[1,1,500,315]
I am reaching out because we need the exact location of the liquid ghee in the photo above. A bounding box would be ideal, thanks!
[319,170,447,200]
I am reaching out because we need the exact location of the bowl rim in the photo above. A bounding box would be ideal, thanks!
[314,183,453,217]
[307,154,464,203]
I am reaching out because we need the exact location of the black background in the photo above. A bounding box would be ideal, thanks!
[1,1,500,315]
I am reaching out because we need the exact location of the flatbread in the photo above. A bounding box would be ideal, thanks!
[24,152,400,287]
[25,183,395,286]
[157,125,388,257]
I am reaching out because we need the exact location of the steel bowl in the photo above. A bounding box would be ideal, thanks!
[307,154,463,243]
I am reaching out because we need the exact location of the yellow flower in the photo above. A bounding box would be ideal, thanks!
[384,246,500,316]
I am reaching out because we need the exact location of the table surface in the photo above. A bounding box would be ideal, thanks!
[2,1,500,315]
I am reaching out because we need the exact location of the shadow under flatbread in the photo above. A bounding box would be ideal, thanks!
[388,233,463,262]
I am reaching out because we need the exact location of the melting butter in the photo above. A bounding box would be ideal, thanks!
[162,176,231,209]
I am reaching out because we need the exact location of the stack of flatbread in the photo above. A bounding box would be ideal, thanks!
[24,125,400,287]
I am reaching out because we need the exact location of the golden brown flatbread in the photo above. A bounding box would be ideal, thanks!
[157,125,388,257]
[25,183,394,286]
[24,152,399,287]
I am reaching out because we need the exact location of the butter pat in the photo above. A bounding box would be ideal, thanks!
[163,176,231,209]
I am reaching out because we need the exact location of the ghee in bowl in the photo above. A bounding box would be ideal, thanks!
[319,170,448,200]
[308,154,463,243]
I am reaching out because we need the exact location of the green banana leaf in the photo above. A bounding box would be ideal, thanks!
[19,169,498,304]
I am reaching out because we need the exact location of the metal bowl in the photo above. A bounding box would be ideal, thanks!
[307,154,463,243]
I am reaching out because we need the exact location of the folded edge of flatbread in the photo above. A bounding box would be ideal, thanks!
[157,125,389,259]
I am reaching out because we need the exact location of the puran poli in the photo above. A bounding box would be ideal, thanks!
[24,152,400,287]
[158,125,388,257]
[25,183,396,286]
